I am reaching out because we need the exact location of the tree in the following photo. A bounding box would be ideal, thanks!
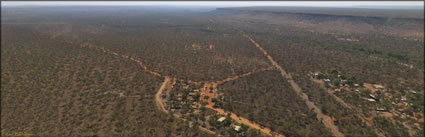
[317,74,326,79]
[222,117,232,127]
[332,79,340,86]
[247,128,260,137]
[193,93,200,101]
[248,112,254,121]
[212,98,218,103]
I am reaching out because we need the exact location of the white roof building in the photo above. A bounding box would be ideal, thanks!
[401,96,407,101]
[374,84,385,89]
[367,99,376,102]
[376,108,386,111]
[369,94,376,99]
[217,117,226,122]
[234,125,241,132]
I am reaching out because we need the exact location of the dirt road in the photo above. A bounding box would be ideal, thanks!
[78,41,281,137]
[311,78,385,137]
[216,66,275,85]
[311,78,353,109]
[155,77,171,113]
[245,34,345,137]
[80,43,162,77]
[199,81,285,137]
[154,77,220,136]
[206,106,285,137]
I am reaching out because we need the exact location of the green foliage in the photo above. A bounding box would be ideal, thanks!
[193,93,200,101]
[1,25,209,137]
[331,79,341,86]
[219,71,332,137]
[407,93,425,113]
[373,116,409,137]
[293,74,377,136]
[2,6,423,137]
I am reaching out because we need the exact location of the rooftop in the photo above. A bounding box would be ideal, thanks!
[217,117,226,122]
[234,125,241,131]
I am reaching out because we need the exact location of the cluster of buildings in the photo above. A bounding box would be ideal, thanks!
[163,80,249,135]
[312,71,424,125]
[164,80,203,114]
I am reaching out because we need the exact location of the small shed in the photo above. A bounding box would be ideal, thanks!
[376,107,387,112]
[367,99,376,102]
[217,117,226,122]
[369,94,376,99]
[234,125,241,132]
[400,96,407,102]
[374,84,384,89]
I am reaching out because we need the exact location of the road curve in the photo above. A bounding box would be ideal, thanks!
[155,77,171,113]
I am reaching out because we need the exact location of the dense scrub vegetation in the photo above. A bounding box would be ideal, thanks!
[246,32,423,92]
[292,74,380,136]
[84,29,271,81]
[3,7,272,82]
[1,25,210,137]
[218,71,332,137]
[211,12,424,94]
[219,7,424,19]
[2,6,423,137]
[212,8,424,136]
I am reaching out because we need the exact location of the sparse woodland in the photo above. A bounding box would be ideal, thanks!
[2,6,423,137]
[2,25,209,137]
[218,71,333,137]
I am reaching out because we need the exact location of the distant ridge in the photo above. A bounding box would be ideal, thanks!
[216,6,424,19]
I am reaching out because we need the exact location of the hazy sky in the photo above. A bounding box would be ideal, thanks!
[2,1,424,8]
